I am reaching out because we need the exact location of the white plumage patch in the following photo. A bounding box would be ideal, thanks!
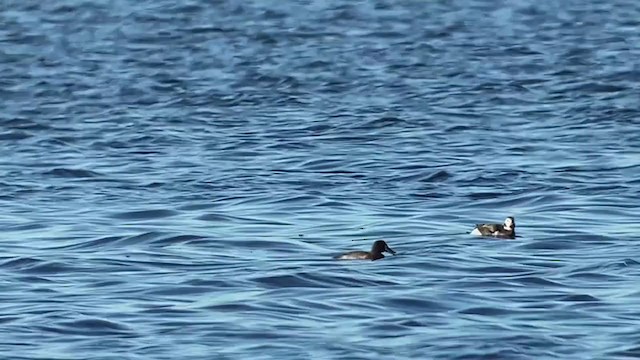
[470,227,482,236]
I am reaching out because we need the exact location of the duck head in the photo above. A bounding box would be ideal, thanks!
[504,217,515,230]
[371,240,396,256]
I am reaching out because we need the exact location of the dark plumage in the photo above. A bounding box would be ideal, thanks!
[334,240,396,261]
[471,216,516,239]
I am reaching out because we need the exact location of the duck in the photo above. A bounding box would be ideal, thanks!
[334,240,396,261]
[470,216,516,238]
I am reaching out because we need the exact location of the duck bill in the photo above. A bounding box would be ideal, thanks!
[386,246,396,255]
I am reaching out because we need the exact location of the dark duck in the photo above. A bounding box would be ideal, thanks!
[334,240,396,261]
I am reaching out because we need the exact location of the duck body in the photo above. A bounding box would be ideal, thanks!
[335,250,383,261]
[471,217,516,239]
[334,240,396,261]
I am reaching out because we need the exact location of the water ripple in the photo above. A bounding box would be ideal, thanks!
[1,0,640,359]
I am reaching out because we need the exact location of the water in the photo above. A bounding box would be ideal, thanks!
[1,0,640,358]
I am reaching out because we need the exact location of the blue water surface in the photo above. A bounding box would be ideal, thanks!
[1,0,640,359]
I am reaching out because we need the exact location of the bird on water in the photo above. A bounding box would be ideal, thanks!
[470,216,516,239]
[334,240,396,261]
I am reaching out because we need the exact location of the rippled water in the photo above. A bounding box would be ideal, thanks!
[2,0,640,359]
